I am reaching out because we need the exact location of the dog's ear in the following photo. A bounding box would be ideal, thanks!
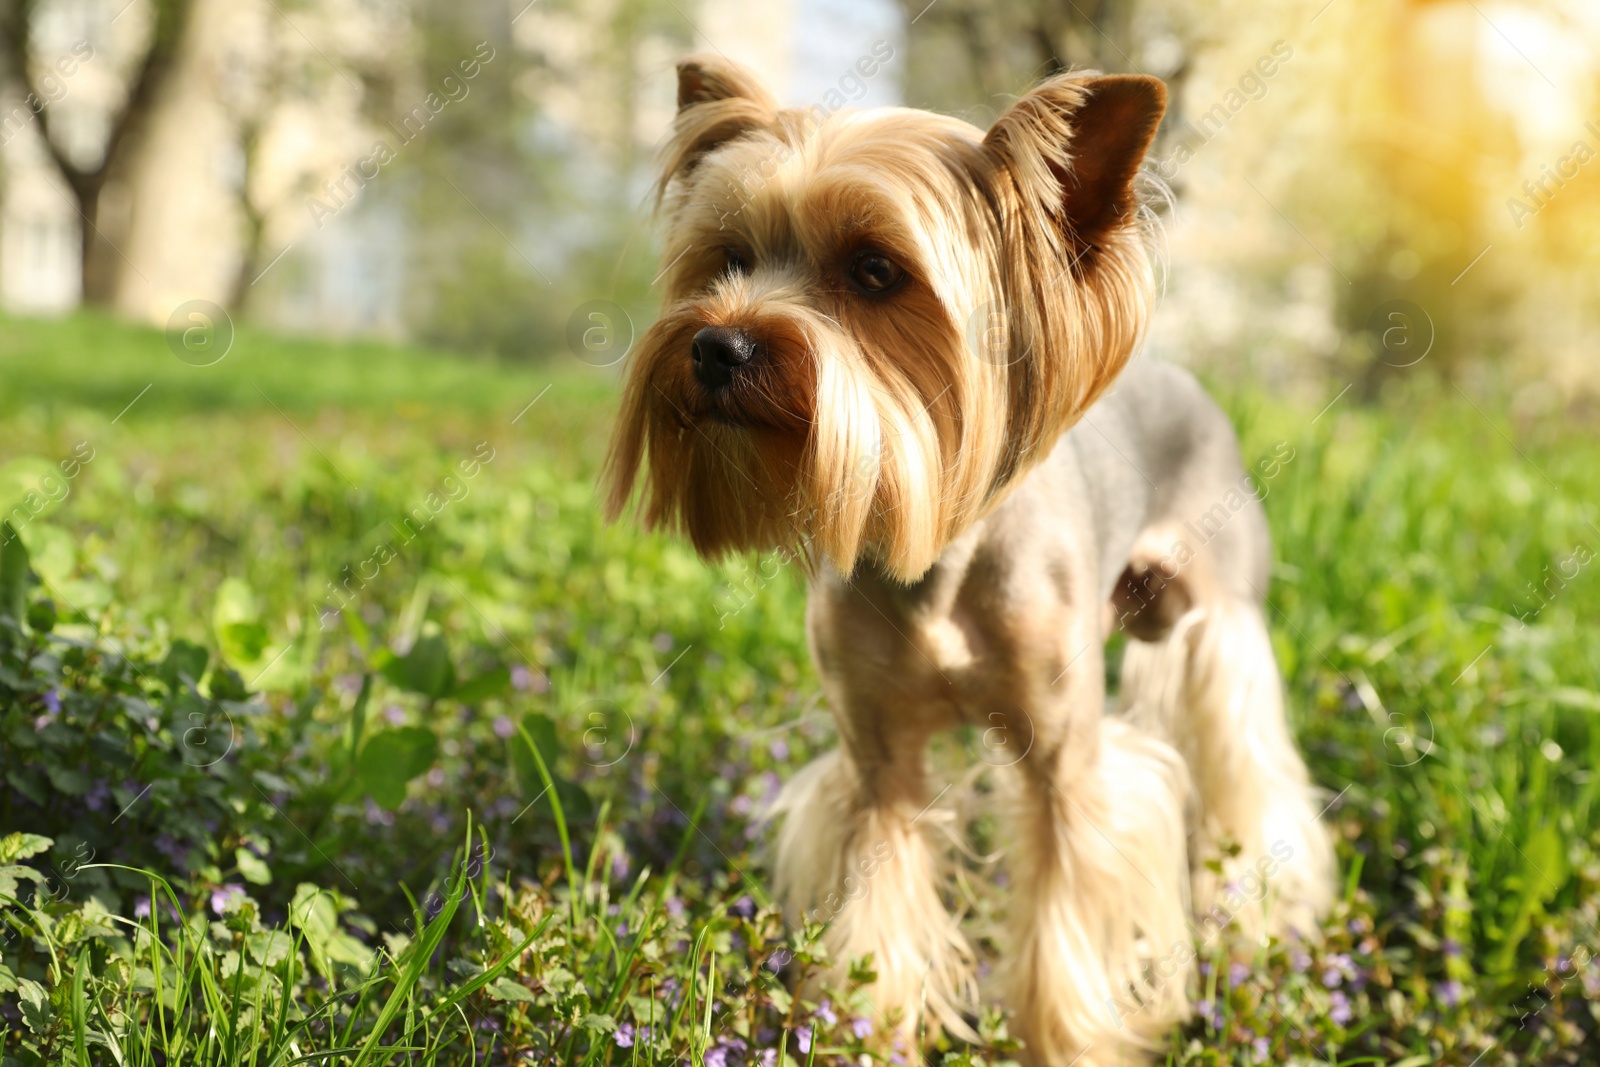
[984,73,1166,255]
[657,56,778,201]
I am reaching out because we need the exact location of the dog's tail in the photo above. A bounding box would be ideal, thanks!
[1119,595,1335,941]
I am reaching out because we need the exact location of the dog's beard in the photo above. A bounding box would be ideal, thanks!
[604,285,1011,582]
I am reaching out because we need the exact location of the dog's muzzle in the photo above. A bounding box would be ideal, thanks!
[690,325,757,388]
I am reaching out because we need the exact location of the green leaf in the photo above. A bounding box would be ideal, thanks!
[0,864,46,905]
[46,765,90,795]
[580,1012,617,1032]
[218,621,270,665]
[16,523,74,586]
[247,930,293,967]
[485,976,536,1002]
[289,883,340,939]
[448,666,511,704]
[210,666,251,702]
[0,833,53,863]
[159,639,210,693]
[0,459,65,531]
[213,577,269,667]
[381,634,455,698]
[357,727,439,809]
[17,977,50,1034]
[25,597,57,634]
[235,847,272,886]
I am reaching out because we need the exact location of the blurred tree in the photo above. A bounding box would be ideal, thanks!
[1319,0,1518,389]
[209,0,416,314]
[0,0,197,305]
[895,0,1195,189]
[399,0,684,361]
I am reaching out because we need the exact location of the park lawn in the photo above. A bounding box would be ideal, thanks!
[0,310,1597,1065]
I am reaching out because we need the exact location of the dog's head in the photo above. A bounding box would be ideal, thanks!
[605,57,1166,581]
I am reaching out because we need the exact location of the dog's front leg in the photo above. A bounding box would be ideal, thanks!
[1003,621,1194,1067]
[771,723,976,1047]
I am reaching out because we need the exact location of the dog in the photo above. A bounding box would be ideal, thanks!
[604,56,1335,1065]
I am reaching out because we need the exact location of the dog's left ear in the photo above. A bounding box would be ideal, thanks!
[984,73,1166,255]
[657,56,779,201]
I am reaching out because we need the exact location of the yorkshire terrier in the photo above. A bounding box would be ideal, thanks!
[606,56,1335,1065]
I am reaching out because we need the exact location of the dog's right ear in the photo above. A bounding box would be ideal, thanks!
[657,56,778,201]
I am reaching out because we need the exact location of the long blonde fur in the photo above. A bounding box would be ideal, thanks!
[1003,720,1193,1065]
[1119,598,1336,940]
[770,750,978,1043]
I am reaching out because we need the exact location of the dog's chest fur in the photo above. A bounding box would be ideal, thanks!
[805,425,1119,761]
[800,359,1239,761]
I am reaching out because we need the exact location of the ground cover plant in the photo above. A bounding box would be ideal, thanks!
[1,311,1597,1064]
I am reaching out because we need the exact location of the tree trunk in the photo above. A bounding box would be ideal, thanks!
[226,121,267,315]
[0,0,196,308]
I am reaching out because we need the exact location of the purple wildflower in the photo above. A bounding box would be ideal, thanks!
[1229,961,1250,988]
[364,798,396,826]
[210,883,246,915]
[134,896,151,919]
[730,894,756,919]
[758,771,782,805]
[154,834,189,866]
[1328,989,1352,1025]
[85,780,111,812]
[851,1017,872,1039]
[511,665,533,691]
[384,705,406,726]
[705,1036,746,1067]
[795,1026,813,1054]
[814,999,837,1026]
[493,716,515,739]
[611,1023,649,1049]
[768,739,789,761]
[1436,980,1464,1007]
[44,689,62,713]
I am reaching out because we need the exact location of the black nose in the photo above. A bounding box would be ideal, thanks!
[690,325,756,388]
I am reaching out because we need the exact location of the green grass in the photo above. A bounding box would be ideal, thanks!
[0,309,602,416]
[1,311,1597,1065]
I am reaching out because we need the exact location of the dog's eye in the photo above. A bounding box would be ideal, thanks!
[850,252,903,293]
[724,248,750,275]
